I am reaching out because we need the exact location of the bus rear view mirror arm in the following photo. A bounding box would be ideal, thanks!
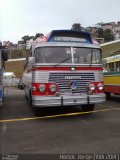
[28,57,35,65]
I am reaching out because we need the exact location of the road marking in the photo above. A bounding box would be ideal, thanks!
[2,122,7,134]
[110,107,120,110]
[0,108,119,123]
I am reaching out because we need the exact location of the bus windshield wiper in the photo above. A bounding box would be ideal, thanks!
[54,56,71,67]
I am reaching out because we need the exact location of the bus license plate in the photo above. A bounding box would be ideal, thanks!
[60,89,72,94]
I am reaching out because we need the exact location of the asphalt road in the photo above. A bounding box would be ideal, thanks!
[0,87,120,157]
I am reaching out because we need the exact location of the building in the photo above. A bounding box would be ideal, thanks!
[3,41,16,49]
[101,22,113,31]
[17,41,26,50]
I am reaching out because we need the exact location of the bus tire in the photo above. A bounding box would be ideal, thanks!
[24,86,28,100]
[29,90,32,105]
[25,92,28,100]
[34,107,46,116]
[34,107,40,116]
[81,104,94,112]
[106,92,111,100]
[34,107,45,116]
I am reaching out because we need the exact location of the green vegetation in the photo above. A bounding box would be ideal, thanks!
[97,29,114,42]
[9,49,27,59]
[22,33,44,43]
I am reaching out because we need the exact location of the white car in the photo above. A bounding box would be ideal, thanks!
[3,72,20,87]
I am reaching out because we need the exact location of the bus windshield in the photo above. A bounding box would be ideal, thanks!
[34,47,101,64]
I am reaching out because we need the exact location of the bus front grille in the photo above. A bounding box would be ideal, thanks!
[49,72,95,94]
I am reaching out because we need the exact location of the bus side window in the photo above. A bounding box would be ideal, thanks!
[116,61,120,71]
[109,62,114,72]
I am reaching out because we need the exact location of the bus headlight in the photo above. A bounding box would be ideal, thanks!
[39,84,46,93]
[88,83,95,91]
[97,83,103,91]
[50,84,57,93]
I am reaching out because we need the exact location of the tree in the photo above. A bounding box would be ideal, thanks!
[97,28,114,42]
[29,36,34,40]
[103,29,114,42]
[34,33,44,40]
[22,35,30,43]
[71,23,84,31]
[97,28,104,38]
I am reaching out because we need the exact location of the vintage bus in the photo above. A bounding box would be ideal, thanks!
[22,29,106,115]
[103,54,120,99]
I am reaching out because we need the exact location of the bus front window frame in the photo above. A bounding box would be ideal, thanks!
[34,46,102,65]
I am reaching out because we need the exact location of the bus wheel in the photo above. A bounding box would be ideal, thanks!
[29,90,32,105]
[34,107,47,116]
[24,86,28,100]
[34,107,45,116]
[25,91,28,100]
[106,93,111,100]
[81,104,94,112]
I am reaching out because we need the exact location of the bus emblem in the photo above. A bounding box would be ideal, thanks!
[69,80,77,89]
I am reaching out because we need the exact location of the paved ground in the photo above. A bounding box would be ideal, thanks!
[0,87,120,157]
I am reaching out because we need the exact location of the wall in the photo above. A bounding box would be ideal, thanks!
[5,60,25,78]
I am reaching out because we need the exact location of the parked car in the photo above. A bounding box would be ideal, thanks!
[3,72,20,87]
[18,79,25,89]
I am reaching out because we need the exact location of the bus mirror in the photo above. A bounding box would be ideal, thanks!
[28,57,35,65]
[102,59,107,66]
[2,49,8,61]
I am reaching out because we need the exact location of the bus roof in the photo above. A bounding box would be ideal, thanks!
[33,29,100,50]
[34,29,95,44]
[47,29,93,44]
[104,54,120,63]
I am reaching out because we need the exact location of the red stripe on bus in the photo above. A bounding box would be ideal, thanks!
[104,85,120,94]
[31,67,103,71]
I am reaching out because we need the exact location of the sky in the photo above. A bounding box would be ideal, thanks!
[0,0,120,43]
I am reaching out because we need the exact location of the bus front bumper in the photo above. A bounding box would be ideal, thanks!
[32,93,106,107]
